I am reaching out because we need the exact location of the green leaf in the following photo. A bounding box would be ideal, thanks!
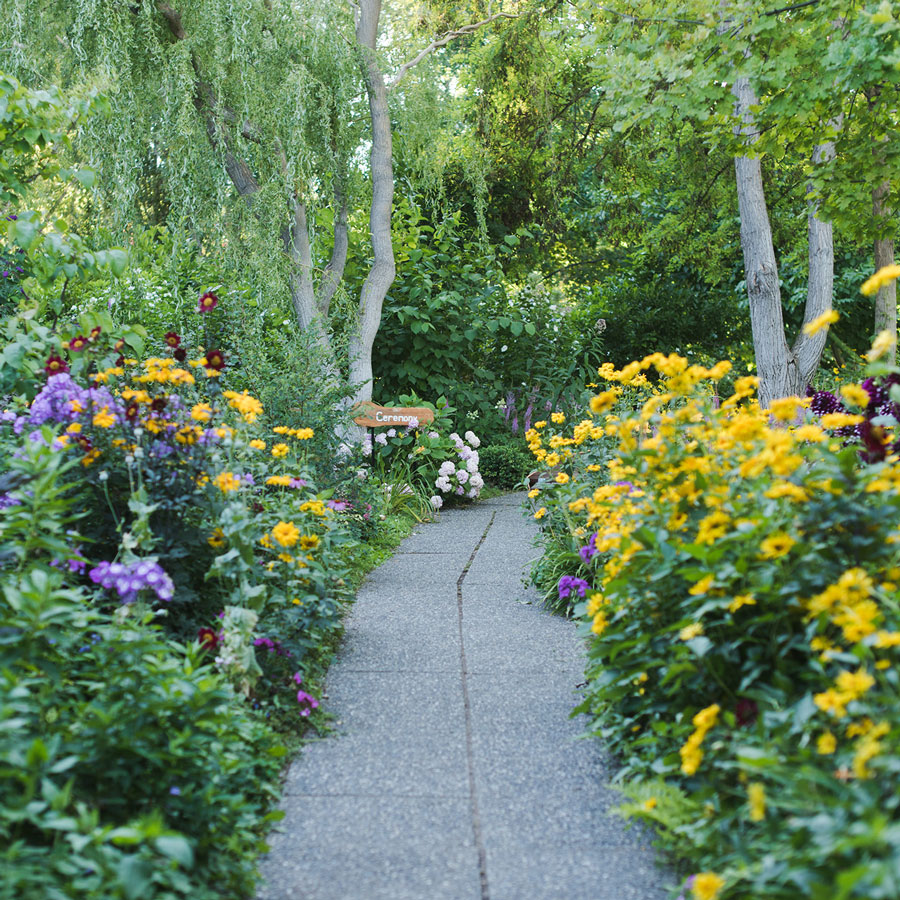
[155,836,194,868]
[117,856,154,900]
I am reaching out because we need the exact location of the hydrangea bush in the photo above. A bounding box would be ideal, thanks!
[529,322,900,899]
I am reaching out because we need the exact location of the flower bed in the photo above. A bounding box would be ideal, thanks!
[528,336,900,899]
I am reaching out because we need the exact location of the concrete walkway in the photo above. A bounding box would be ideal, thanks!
[257,494,671,900]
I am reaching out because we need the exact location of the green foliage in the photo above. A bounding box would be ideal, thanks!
[0,444,283,900]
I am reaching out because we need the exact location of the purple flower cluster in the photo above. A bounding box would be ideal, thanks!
[89,559,175,604]
[253,636,292,657]
[17,374,123,434]
[558,575,590,602]
[579,532,599,564]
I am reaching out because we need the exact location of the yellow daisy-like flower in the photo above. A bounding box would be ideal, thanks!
[266,475,292,487]
[294,427,314,440]
[208,527,226,549]
[249,439,266,450]
[299,534,320,551]
[191,403,213,422]
[679,622,704,641]
[802,309,839,336]
[643,797,657,811]
[689,574,714,596]
[840,384,871,408]
[867,329,897,362]
[271,521,300,548]
[551,412,566,424]
[66,422,83,434]
[759,533,795,560]
[534,507,547,520]
[747,783,766,821]
[213,472,241,493]
[527,488,540,499]
[692,872,726,900]
[860,263,900,297]
[92,406,116,428]
[271,443,290,458]
[555,472,570,485]
[817,731,837,754]
[728,594,756,613]
[591,612,609,636]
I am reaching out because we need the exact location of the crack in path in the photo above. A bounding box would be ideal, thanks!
[456,511,496,900]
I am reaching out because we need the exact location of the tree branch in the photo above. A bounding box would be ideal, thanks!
[388,10,520,90]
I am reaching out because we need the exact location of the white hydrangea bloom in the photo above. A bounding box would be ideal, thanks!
[465,431,481,448]
[430,495,443,509]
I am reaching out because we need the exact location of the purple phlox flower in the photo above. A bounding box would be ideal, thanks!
[296,690,319,717]
[242,473,255,486]
[88,559,174,604]
[169,786,181,796]
[0,492,21,509]
[579,533,599,564]
[558,575,590,602]
[0,409,16,424]
[292,672,303,685]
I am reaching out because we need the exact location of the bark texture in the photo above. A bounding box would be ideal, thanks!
[873,180,897,361]
[349,0,396,436]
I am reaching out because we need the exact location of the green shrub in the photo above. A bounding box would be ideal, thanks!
[478,438,533,489]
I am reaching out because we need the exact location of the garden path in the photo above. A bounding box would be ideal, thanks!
[257,494,671,900]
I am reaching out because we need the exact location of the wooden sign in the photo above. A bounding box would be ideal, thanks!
[352,402,435,428]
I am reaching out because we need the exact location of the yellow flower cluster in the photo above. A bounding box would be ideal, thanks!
[680,704,720,776]
[273,426,315,439]
[223,390,263,423]
[213,472,241,493]
[134,357,195,385]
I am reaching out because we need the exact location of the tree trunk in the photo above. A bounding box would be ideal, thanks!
[732,75,835,405]
[349,0,396,441]
[792,136,837,386]
[873,180,896,361]
[732,76,798,407]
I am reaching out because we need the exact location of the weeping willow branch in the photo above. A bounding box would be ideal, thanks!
[388,9,521,90]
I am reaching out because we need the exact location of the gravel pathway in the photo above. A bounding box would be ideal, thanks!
[257,494,672,900]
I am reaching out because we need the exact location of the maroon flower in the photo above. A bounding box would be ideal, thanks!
[69,335,89,352]
[125,403,140,422]
[89,326,102,341]
[164,331,181,348]
[45,355,69,375]
[151,396,168,412]
[76,435,93,452]
[205,348,226,371]
[173,347,187,362]
[197,627,220,651]
[198,291,219,313]
[114,339,126,353]
[735,698,758,728]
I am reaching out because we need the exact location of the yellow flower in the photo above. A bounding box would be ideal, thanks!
[817,731,837,754]
[821,412,865,429]
[271,443,290,458]
[591,612,609,635]
[867,329,897,362]
[191,403,213,422]
[689,575,714,596]
[840,384,871,408]
[589,389,620,415]
[728,594,756,613]
[70,399,84,413]
[534,507,547,520]
[208,528,226,549]
[764,482,808,502]
[92,406,116,428]
[814,688,849,718]
[299,534,320,551]
[294,427,314,440]
[586,593,605,616]
[679,623,704,641]
[528,488,540,499]
[66,422,83,434]
[769,396,804,422]
[834,668,875,700]
[747,783,766,821]
[692,872,726,900]
[271,521,300,548]
[802,309,839,336]
[544,452,561,468]
[277,552,294,563]
[213,472,241,493]
[300,500,327,516]
[759,533,795,560]
[266,475,292,486]
[249,439,266,450]
[643,797,657,811]
[551,412,566,424]
[223,389,263,423]
[860,263,900,297]
[555,472,570,485]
